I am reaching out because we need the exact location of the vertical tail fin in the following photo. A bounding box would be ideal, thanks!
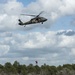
[18,19,23,25]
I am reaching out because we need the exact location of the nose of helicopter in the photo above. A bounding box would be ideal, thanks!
[45,19,47,21]
[44,18,47,22]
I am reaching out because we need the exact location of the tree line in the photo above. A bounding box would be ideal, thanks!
[0,61,75,75]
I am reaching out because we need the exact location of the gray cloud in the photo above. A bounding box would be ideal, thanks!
[0,0,75,66]
[0,30,75,65]
[57,30,75,36]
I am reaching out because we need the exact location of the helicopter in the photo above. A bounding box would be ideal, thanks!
[18,11,47,27]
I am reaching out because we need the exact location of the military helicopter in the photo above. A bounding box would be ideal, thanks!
[18,11,47,27]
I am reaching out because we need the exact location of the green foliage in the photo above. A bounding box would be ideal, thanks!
[63,64,73,70]
[0,64,4,72]
[72,64,75,70]
[57,65,62,71]
[13,61,20,68]
[27,64,36,73]
[4,62,17,74]
[0,61,75,75]
[21,65,27,75]
[34,65,40,74]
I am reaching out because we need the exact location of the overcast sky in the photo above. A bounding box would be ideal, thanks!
[0,0,75,66]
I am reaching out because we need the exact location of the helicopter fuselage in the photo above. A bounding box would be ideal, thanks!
[18,11,47,26]
[22,17,47,25]
[30,17,47,23]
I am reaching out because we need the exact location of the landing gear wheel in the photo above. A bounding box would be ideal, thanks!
[42,22,43,24]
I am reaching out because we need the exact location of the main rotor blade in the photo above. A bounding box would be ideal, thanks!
[36,11,44,17]
[20,11,44,17]
[20,14,36,17]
